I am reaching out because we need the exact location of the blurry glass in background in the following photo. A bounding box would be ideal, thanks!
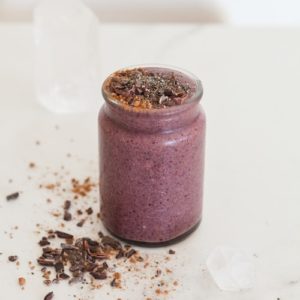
[34,0,100,113]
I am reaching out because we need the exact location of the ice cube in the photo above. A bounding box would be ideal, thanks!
[34,0,100,113]
[206,246,255,291]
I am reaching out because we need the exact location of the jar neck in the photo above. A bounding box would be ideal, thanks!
[103,100,201,133]
[101,65,203,133]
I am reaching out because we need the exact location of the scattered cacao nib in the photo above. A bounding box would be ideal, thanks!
[86,207,93,215]
[6,192,19,201]
[63,211,72,221]
[54,262,64,273]
[101,236,121,250]
[60,244,77,252]
[44,291,54,300]
[76,209,83,215]
[168,249,176,255]
[90,271,107,280]
[36,231,147,290]
[37,258,55,267]
[105,68,191,109]
[29,162,36,168]
[98,231,104,238]
[64,200,71,210]
[8,255,18,262]
[43,279,52,286]
[59,273,70,280]
[47,233,56,239]
[76,219,85,227]
[125,249,137,258]
[102,262,109,269]
[110,278,117,287]
[68,276,83,285]
[55,231,73,239]
[39,237,50,247]
[116,250,124,259]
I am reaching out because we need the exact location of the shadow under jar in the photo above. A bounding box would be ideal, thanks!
[99,66,206,245]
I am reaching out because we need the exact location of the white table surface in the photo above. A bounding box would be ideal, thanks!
[1,24,300,299]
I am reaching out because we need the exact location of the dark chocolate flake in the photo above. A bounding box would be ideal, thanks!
[102,262,109,269]
[59,273,70,280]
[125,249,137,258]
[64,200,71,210]
[39,237,50,247]
[43,280,52,286]
[101,236,121,250]
[63,211,72,221]
[90,271,107,280]
[37,258,55,267]
[110,278,117,287]
[44,291,54,300]
[76,219,85,227]
[55,231,73,239]
[54,261,64,273]
[8,255,18,262]
[86,207,93,215]
[116,250,124,259]
[60,243,78,251]
[6,192,19,201]
[168,249,176,255]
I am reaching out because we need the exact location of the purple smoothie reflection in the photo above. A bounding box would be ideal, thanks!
[99,66,205,244]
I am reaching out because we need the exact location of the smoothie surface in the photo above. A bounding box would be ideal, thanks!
[104,67,192,109]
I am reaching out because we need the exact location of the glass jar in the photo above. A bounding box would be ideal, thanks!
[99,65,205,245]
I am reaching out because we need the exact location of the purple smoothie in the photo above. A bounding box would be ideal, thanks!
[99,66,205,244]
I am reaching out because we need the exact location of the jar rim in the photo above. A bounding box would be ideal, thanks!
[101,64,203,114]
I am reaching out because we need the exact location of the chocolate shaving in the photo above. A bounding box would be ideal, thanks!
[6,192,19,201]
[90,271,107,280]
[36,231,143,289]
[102,262,109,269]
[116,250,124,259]
[44,291,54,300]
[39,237,50,247]
[54,262,64,273]
[125,249,137,258]
[37,258,55,267]
[64,200,71,210]
[86,207,93,215]
[110,278,117,287]
[43,279,52,286]
[76,219,85,227]
[101,236,121,250]
[59,273,70,280]
[55,231,73,239]
[63,211,72,221]
[8,255,18,262]
[168,249,176,255]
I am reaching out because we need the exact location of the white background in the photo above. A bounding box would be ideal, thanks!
[1,0,300,25]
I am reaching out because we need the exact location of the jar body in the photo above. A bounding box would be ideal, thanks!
[99,103,206,244]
